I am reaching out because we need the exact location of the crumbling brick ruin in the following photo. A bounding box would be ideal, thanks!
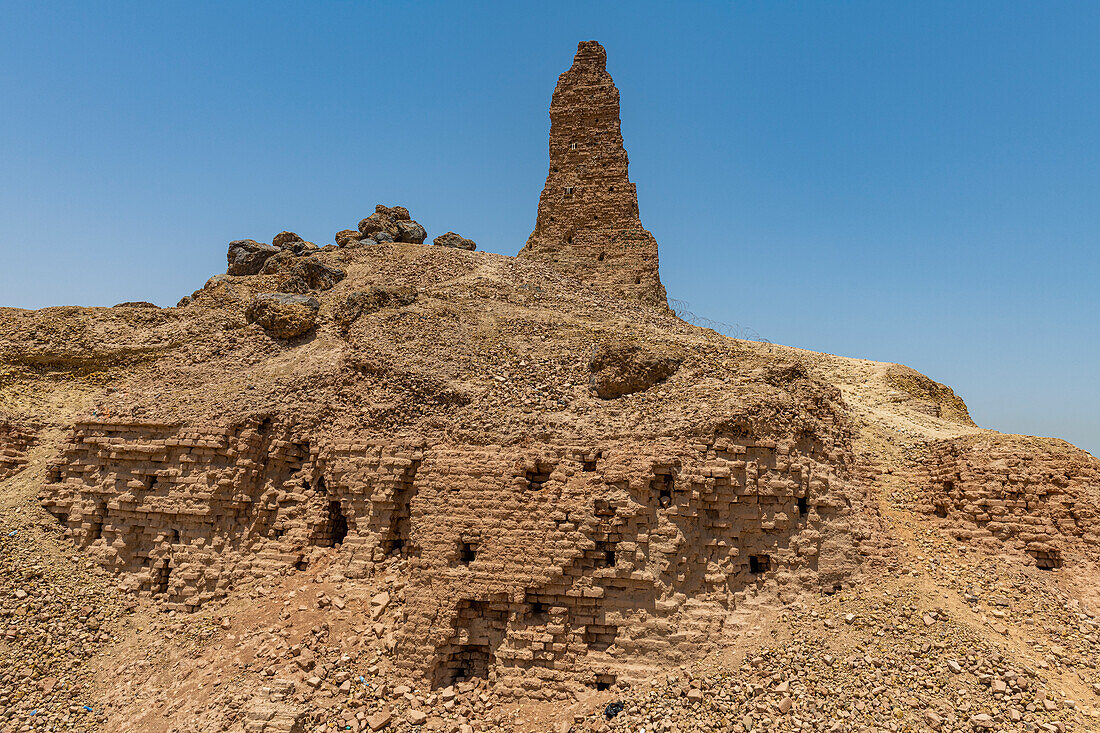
[0,420,36,481]
[520,41,668,308]
[917,436,1100,569]
[41,419,866,698]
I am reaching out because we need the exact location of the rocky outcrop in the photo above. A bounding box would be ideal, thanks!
[228,240,279,276]
[245,294,320,339]
[519,41,668,308]
[588,342,682,399]
[433,232,476,251]
[355,205,428,245]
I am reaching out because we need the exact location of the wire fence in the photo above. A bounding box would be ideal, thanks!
[668,298,772,346]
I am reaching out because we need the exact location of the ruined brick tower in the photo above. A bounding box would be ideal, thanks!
[519,41,668,308]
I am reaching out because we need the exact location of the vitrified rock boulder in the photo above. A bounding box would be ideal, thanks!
[355,204,426,244]
[245,293,320,339]
[227,240,278,275]
[394,220,427,244]
[432,232,476,251]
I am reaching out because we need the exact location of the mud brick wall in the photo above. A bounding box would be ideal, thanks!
[41,421,868,699]
[519,40,667,308]
[917,437,1100,568]
[0,421,36,481]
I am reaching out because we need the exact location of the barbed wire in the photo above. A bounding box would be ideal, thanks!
[668,298,772,346]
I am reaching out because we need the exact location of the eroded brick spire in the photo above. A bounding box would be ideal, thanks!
[519,41,668,308]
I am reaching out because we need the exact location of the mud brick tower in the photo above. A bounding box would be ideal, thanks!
[520,41,668,308]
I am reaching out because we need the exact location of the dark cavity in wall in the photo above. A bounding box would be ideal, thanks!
[652,473,674,507]
[152,559,170,596]
[749,555,770,574]
[526,464,552,491]
[87,500,107,544]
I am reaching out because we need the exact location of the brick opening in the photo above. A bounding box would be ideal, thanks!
[593,673,616,691]
[384,472,417,555]
[1028,547,1063,570]
[934,504,948,518]
[439,644,491,687]
[46,466,61,484]
[459,541,478,565]
[87,500,107,543]
[528,599,549,621]
[313,500,348,547]
[526,465,552,491]
[584,623,618,652]
[597,252,605,262]
[152,559,170,596]
[797,496,809,517]
[652,474,674,507]
[146,474,158,490]
[294,555,308,571]
[595,540,616,567]
[749,555,770,574]
[582,457,598,471]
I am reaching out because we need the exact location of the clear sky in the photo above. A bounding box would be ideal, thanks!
[1,2,1097,456]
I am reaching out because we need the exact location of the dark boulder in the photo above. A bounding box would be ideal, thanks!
[227,239,278,276]
[394,220,427,244]
[588,342,682,399]
[432,231,476,251]
[245,293,320,339]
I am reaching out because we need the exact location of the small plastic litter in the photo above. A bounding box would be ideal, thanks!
[7,530,16,537]
[604,701,624,719]
[83,706,93,712]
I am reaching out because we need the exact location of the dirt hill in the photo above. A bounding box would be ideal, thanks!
[0,40,1097,733]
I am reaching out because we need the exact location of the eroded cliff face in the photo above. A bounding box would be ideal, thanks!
[520,41,667,308]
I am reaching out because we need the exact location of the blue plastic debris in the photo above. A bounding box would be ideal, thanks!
[7,530,16,537]
[83,706,93,712]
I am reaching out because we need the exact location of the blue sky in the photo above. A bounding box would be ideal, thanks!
[1,2,1097,456]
